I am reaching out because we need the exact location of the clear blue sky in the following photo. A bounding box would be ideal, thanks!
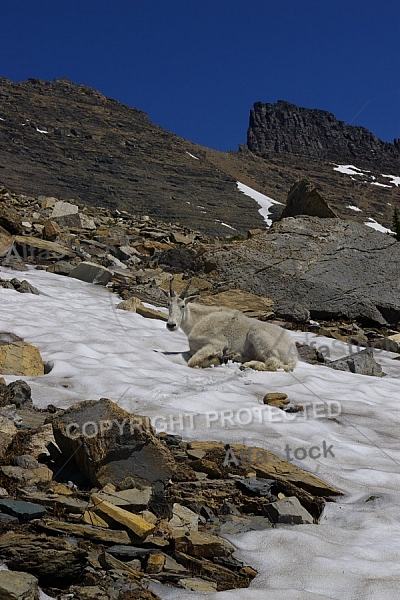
[2,0,399,151]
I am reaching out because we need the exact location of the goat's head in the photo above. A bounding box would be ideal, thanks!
[162,278,199,331]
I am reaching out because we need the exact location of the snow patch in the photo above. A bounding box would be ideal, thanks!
[0,266,399,600]
[237,181,281,226]
[347,205,362,212]
[186,151,199,160]
[381,174,400,187]
[220,222,237,230]
[334,164,400,189]
[365,218,394,234]
[371,182,392,189]
[333,164,368,176]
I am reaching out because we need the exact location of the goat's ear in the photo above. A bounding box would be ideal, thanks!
[184,294,200,304]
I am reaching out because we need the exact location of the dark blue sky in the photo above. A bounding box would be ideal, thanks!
[2,0,399,151]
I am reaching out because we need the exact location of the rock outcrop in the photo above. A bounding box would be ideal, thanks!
[247,100,400,170]
[280,178,337,219]
[52,398,176,489]
[201,217,400,325]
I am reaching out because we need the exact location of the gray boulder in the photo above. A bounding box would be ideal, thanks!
[265,496,313,524]
[0,570,39,600]
[68,261,113,285]
[203,217,400,325]
[326,347,383,376]
[52,398,175,490]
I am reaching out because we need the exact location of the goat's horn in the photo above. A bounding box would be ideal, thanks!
[180,278,192,299]
[169,277,175,297]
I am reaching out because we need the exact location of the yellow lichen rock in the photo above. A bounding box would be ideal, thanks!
[91,493,155,538]
[0,341,44,376]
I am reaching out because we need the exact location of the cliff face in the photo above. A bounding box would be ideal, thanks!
[247,101,400,170]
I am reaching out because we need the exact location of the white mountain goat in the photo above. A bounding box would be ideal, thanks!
[163,278,298,371]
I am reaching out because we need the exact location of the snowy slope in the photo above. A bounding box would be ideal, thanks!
[0,266,400,600]
[333,164,398,234]
[237,182,282,226]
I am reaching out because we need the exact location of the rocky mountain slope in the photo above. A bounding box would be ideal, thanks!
[0,77,399,234]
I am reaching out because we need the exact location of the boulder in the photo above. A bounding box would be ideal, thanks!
[373,333,400,353]
[326,347,383,376]
[202,217,400,325]
[0,342,44,376]
[42,219,61,241]
[265,496,314,524]
[68,261,113,285]
[51,398,175,489]
[280,178,337,219]
[0,570,39,600]
[51,200,78,218]
[1,380,33,407]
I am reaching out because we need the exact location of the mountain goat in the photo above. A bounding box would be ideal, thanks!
[163,279,298,371]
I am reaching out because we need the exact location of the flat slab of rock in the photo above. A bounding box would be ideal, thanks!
[35,518,131,544]
[204,217,400,325]
[169,502,199,532]
[94,485,152,511]
[20,490,88,514]
[174,552,257,591]
[52,398,175,489]
[13,235,73,259]
[0,499,46,521]
[0,569,39,600]
[199,289,274,320]
[68,261,113,285]
[188,441,342,498]
[174,530,234,558]
[117,297,168,321]
[91,493,155,539]
[0,464,52,485]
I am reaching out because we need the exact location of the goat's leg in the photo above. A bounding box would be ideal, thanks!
[188,343,224,368]
[241,356,284,371]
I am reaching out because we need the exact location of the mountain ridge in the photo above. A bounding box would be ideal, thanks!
[247,100,400,169]
[0,77,399,234]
